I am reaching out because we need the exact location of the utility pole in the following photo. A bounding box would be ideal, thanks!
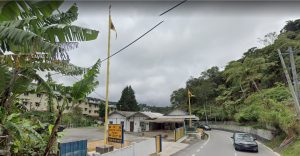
[288,47,300,102]
[204,100,208,125]
[278,49,300,116]
[188,91,192,128]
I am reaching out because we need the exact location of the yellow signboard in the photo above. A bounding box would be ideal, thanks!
[108,124,124,143]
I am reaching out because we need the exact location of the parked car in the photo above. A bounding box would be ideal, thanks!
[36,124,66,134]
[58,125,66,132]
[231,133,258,152]
[198,124,211,131]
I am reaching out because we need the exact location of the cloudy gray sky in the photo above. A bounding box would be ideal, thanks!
[53,1,300,106]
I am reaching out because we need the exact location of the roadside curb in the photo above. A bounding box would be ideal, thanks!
[257,141,281,156]
[176,135,188,143]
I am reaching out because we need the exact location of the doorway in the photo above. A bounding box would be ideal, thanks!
[130,121,134,132]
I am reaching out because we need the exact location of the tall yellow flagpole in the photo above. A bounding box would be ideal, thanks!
[103,5,112,145]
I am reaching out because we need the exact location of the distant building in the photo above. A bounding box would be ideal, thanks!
[18,93,117,117]
[108,109,199,132]
[108,111,163,132]
[145,109,199,130]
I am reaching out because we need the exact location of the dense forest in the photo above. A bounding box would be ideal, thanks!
[170,19,300,138]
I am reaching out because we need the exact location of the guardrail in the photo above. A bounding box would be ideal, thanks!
[210,125,274,141]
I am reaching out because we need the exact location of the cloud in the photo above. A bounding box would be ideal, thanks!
[53,1,300,106]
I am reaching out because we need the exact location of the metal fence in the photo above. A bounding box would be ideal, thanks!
[59,140,87,156]
[174,127,185,142]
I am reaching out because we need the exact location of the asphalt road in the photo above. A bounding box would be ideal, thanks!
[172,130,279,156]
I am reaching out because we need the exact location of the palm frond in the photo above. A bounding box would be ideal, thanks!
[41,24,99,42]
[0,1,63,21]
[44,3,78,25]
[0,26,60,54]
[71,59,101,101]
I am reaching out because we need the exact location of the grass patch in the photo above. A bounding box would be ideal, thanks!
[265,133,286,149]
[281,138,300,156]
[265,134,300,156]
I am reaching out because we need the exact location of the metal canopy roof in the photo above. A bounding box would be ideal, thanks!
[143,118,185,123]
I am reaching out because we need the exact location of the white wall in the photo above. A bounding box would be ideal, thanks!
[108,113,128,131]
[108,112,152,132]
[128,114,149,132]
[91,138,156,156]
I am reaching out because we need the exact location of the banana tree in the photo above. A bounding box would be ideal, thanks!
[43,59,100,155]
[0,0,100,155]
[0,0,99,111]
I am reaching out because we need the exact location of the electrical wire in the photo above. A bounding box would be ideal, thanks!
[101,20,164,63]
[159,0,188,16]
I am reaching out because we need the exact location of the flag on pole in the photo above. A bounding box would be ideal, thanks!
[109,5,117,39]
[188,89,194,97]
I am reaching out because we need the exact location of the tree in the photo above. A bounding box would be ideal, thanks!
[43,59,100,155]
[0,1,99,155]
[170,88,187,109]
[116,86,139,111]
[98,102,105,121]
[258,32,278,46]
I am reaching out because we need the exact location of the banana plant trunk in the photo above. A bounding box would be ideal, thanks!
[0,69,19,110]
[44,110,63,156]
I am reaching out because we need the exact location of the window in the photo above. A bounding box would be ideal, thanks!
[94,110,98,113]
[35,102,40,107]
[89,104,91,107]
[23,102,28,106]
[85,108,88,111]
[57,106,59,109]
[89,110,91,113]
[36,94,42,97]
[24,92,29,96]
[109,121,113,124]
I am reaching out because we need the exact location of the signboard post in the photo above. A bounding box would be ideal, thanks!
[108,124,124,144]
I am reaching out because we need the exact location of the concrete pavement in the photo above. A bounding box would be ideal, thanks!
[159,141,189,156]
[172,130,279,156]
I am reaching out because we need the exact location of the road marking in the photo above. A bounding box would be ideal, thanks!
[197,149,200,152]
[192,154,195,156]
[202,132,210,146]
[257,141,281,156]
[234,152,237,156]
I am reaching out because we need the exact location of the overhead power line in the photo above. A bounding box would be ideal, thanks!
[49,0,186,75]
[101,20,164,63]
[159,0,188,16]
